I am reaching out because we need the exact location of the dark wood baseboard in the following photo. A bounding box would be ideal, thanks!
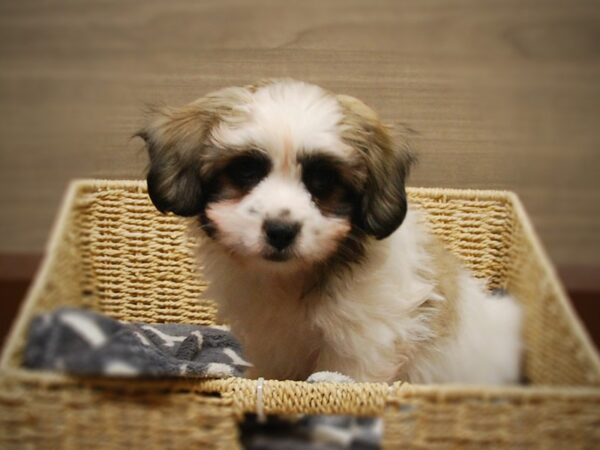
[0,280,29,346]
[569,291,600,350]
[0,253,42,281]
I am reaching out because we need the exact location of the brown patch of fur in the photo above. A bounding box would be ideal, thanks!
[394,235,462,381]
[420,236,461,340]
[281,130,294,174]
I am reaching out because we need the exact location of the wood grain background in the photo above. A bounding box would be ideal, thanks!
[1,0,599,287]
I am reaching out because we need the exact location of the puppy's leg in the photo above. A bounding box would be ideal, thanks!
[313,346,365,381]
[314,343,398,383]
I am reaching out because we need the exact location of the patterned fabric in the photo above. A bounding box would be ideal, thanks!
[23,308,250,378]
[241,414,382,450]
[241,372,382,450]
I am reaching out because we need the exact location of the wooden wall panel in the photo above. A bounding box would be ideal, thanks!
[0,1,599,278]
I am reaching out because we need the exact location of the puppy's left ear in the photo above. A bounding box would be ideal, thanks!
[135,104,209,217]
[337,95,415,240]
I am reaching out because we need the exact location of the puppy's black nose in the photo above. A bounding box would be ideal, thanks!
[263,219,301,251]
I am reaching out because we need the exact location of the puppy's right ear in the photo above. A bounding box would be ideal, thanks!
[136,105,207,217]
[336,95,415,240]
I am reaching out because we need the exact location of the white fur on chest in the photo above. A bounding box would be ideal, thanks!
[198,246,323,380]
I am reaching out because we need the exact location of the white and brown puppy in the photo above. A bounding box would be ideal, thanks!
[138,79,521,384]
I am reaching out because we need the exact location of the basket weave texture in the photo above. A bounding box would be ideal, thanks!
[1,179,599,449]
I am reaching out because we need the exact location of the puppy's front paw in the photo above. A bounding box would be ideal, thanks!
[307,371,355,383]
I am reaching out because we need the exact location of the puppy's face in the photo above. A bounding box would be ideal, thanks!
[139,80,413,269]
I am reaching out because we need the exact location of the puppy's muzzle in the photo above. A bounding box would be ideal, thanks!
[263,219,301,251]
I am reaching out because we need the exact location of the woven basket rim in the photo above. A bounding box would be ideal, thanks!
[4,367,599,418]
[3,365,600,393]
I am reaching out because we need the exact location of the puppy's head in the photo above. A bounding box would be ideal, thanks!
[138,80,413,269]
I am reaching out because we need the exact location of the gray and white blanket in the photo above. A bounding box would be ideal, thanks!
[23,307,250,378]
[23,308,382,449]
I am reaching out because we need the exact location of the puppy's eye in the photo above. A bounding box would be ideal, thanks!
[225,153,270,190]
[303,160,339,200]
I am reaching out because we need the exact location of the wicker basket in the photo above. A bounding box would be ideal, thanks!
[1,180,599,449]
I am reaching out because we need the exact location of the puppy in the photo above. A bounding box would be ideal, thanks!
[138,79,522,384]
